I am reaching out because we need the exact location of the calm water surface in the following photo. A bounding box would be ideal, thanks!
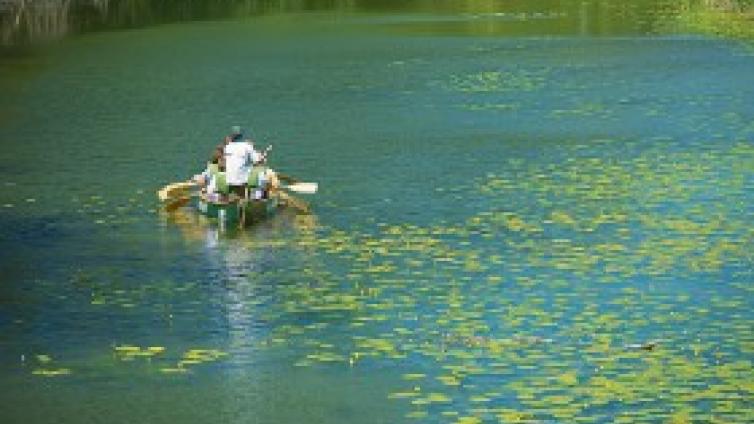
[0,2,752,423]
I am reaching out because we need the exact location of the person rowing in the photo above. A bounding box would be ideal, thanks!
[223,125,261,198]
[205,155,229,201]
[248,146,277,200]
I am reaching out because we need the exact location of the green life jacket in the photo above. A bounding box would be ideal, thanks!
[206,162,228,195]
[248,165,268,188]
[215,172,229,195]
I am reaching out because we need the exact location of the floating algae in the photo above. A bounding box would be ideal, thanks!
[42,123,752,422]
[250,135,753,423]
[113,345,167,360]
[32,368,72,377]
[30,354,72,377]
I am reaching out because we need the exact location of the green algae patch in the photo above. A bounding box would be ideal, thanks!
[32,368,72,377]
[30,354,72,377]
[114,345,167,361]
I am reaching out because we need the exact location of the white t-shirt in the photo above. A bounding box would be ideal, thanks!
[224,141,260,185]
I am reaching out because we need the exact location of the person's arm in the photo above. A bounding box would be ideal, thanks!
[207,174,217,194]
[250,144,262,165]
[261,145,272,162]
[194,165,209,186]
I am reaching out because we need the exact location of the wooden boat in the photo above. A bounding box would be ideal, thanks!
[158,173,314,228]
[196,192,280,228]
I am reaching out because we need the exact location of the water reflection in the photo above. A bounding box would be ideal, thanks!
[160,203,320,355]
[1,0,752,46]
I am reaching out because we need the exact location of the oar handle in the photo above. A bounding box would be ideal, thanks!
[277,172,299,184]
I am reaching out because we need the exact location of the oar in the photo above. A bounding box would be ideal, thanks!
[274,171,316,194]
[277,190,310,213]
[164,195,194,212]
[157,180,198,202]
[277,172,299,185]
[283,182,318,194]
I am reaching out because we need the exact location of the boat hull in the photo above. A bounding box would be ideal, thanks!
[196,195,279,227]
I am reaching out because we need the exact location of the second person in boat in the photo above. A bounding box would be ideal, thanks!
[248,150,278,200]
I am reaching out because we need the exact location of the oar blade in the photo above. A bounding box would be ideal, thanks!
[157,181,197,202]
[163,196,192,212]
[286,182,318,194]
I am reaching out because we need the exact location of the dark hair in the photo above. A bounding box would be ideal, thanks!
[210,149,222,164]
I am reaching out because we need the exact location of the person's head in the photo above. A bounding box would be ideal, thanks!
[230,125,244,141]
[210,149,222,164]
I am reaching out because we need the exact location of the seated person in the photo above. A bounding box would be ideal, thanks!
[206,163,230,202]
[195,150,223,188]
[247,165,266,200]
[247,154,277,200]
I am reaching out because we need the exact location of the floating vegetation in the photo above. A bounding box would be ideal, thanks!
[158,367,188,374]
[460,103,519,112]
[2,8,752,424]
[439,69,549,93]
[31,354,71,377]
[253,135,753,423]
[178,349,228,368]
[36,354,52,363]
[28,91,752,422]
[551,102,612,119]
[113,345,167,361]
[31,368,72,377]
[107,347,231,375]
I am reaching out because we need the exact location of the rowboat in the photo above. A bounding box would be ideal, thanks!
[158,173,315,229]
[196,192,280,228]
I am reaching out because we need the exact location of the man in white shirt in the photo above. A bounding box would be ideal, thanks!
[223,126,260,197]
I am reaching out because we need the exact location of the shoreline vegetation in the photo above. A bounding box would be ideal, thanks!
[676,0,754,39]
[0,0,752,47]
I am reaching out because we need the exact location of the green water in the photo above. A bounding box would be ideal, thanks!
[1,1,753,423]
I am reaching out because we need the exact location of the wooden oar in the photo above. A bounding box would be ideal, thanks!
[277,172,299,185]
[163,195,194,212]
[283,182,318,194]
[157,180,197,202]
[273,171,316,194]
[277,190,310,213]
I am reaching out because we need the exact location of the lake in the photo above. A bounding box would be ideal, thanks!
[0,1,752,423]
